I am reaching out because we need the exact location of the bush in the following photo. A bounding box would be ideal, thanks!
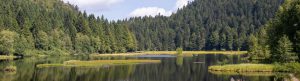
[0,30,17,56]
[176,48,183,56]
[274,62,300,73]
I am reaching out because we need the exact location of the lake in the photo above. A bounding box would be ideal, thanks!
[0,54,297,81]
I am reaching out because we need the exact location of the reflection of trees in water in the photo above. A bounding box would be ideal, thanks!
[33,65,136,81]
[0,57,138,81]
[0,56,299,81]
[176,56,183,66]
[0,59,17,81]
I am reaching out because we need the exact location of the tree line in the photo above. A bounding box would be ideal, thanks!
[0,0,288,56]
[248,0,300,63]
[0,0,137,56]
[125,0,284,51]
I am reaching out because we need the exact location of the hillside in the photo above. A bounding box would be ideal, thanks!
[0,0,285,56]
[0,0,137,56]
[127,0,284,51]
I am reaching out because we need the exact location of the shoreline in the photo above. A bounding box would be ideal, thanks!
[208,63,300,73]
[90,51,247,57]
[0,55,17,60]
[37,60,161,68]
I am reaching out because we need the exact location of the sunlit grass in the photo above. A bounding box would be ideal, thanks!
[209,63,300,74]
[209,64,275,72]
[3,66,17,74]
[37,60,161,68]
[91,51,247,57]
[0,55,16,60]
[209,70,277,76]
[37,64,65,68]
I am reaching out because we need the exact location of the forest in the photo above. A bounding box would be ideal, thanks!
[248,0,300,63]
[0,0,294,59]
[126,0,283,51]
[0,0,137,56]
[1,0,300,80]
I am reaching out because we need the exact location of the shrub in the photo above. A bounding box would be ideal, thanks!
[176,48,183,56]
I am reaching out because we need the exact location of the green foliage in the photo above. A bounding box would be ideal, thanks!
[274,62,300,73]
[265,0,300,62]
[0,0,137,56]
[36,31,50,50]
[272,35,297,62]
[0,30,17,56]
[127,0,282,51]
[248,34,259,59]
[246,0,300,63]
[176,48,183,56]
[247,33,270,61]
[296,31,300,59]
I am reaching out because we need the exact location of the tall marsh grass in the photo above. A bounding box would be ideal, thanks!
[37,60,161,68]
[209,64,275,72]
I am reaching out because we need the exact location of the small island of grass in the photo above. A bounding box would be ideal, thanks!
[37,60,161,68]
[209,64,275,72]
[0,55,16,60]
[209,63,300,73]
[208,71,277,76]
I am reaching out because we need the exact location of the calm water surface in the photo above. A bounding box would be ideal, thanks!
[0,54,298,81]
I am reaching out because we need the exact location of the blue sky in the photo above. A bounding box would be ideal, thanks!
[62,0,193,20]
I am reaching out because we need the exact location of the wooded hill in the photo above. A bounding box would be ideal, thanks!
[126,0,283,51]
[0,0,285,56]
[248,0,300,62]
[0,0,137,56]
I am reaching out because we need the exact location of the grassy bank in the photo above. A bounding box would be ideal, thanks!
[209,63,300,73]
[91,51,247,57]
[209,64,275,72]
[0,55,16,60]
[209,71,277,76]
[37,60,161,68]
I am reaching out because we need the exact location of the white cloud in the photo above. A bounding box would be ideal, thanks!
[61,0,123,11]
[129,0,193,17]
[129,7,172,17]
[175,0,193,9]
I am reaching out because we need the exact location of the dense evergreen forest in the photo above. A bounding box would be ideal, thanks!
[0,0,137,56]
[126,0,283,51]
[248,0,300,63]
[0,0,287,56]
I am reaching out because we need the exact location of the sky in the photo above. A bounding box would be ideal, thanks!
[61,0,193,20]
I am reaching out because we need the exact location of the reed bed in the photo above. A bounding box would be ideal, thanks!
[0,55,16,60]
[209,64,275,72]
[37,60,161,68]
[209,70,277,76]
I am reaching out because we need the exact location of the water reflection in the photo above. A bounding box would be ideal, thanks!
[0,54,298,81]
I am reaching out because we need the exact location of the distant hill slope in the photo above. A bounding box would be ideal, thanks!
[0,0,137,56]
[127,0,284,51]
[0,0,285,56]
